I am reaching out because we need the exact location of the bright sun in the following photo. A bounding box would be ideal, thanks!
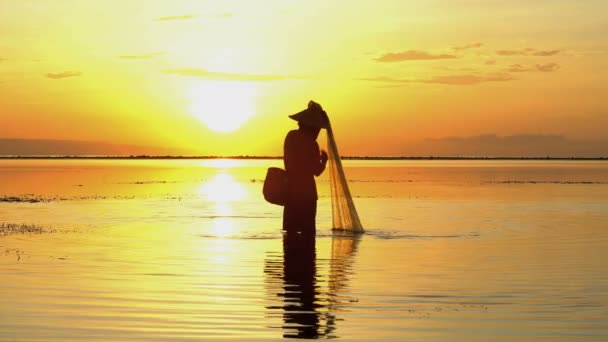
[189,81,256,133]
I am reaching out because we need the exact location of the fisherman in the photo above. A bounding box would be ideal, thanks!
[283,101,329,237]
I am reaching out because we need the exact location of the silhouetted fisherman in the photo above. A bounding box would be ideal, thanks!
[283,101,329,237]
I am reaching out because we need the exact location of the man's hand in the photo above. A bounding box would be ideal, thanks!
[320,150,328,164]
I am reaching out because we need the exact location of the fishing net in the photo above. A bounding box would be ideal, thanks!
[326,122,364,233]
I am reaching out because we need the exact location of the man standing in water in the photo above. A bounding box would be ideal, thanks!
[283,101,329,237]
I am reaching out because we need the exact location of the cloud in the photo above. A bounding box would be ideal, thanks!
[424,74,514,85]
[0,139,186,156]
[429,134,567,144]
[531,50,561,56]
[45,71,82,79]
[163,68,304,82]
[118,52,165,60]
[154,14,198,21]
[357,76,412,84]
[417,134,607,157]
[357,73,514,86]
[496,48,561,56]
[485,60,497,65]
[536,63,560,72]
[374,50,458,62]
[154,13,231,21]
[453,43,483,51]
[506,63,560,73]
[506,64,533,72]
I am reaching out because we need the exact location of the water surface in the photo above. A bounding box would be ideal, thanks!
[1,159,607,341]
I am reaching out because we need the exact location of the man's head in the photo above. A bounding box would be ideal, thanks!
[289,100,329,130]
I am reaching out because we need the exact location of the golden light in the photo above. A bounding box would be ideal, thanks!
[198,173,247,202]
[200,159,245,168]
[211,216,236,239]
[196,172,248,238]
[188,81,257,133]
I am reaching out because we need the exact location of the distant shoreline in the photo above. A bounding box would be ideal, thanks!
[0,156,606,161]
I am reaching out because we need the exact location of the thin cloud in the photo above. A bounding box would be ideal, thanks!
[163,68,304,82]
[154,13,231,21]
[531,50,561,56]
[506,63,560,73]
[485,60,497,65]
[423,74,514,85]
[118,52,165,60]
[374,50,458,62]
[45,71,82,79]
[496,48,561,56]
[154,14,198,21]
[357,76,412,84]
[453,43,483,51]
[536,63,560,72]
[357,73,514,86]
[419,134,607,158]
[428,134,567,143]
[506,64,533,72]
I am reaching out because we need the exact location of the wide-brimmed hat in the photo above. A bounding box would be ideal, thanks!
[289,100,329,129]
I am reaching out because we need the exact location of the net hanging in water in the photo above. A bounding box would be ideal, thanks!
[326,122,364,233]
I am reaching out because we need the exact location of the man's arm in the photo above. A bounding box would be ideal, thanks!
[314,146,328,177]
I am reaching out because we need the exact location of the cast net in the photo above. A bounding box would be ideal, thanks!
[326,122,364,233]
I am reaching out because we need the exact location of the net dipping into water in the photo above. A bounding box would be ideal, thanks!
[326,121,364,233]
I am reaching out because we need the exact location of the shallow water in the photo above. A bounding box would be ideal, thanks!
[1,159,607,341]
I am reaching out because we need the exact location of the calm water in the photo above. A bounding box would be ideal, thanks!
[1,159,607,341]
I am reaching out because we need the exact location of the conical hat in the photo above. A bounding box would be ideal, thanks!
[289,100,329,129]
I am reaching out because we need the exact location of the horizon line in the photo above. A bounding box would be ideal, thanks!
[0,155,606,161]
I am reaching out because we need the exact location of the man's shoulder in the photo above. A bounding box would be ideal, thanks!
[285,129,301,141]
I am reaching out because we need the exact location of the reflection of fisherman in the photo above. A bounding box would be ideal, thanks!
[282,233,319,338]
[283,101,329,236]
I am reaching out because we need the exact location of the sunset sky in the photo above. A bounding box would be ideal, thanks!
[1,1,607,156]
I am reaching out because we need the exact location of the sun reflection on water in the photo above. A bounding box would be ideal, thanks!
[198,173,247,202]
[197,171,249,238]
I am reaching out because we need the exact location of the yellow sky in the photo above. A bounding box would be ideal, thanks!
[1,0,607,156]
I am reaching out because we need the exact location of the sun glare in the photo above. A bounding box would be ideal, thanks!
[198,173,247,202]
[189,81,256,133]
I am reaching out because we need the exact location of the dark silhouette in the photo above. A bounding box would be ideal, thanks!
[264,233,332,339]
[281,233,321,338]
[283,101,329,236]
[263,232,360,339]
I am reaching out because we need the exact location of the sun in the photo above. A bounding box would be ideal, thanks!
[188,81,256,133]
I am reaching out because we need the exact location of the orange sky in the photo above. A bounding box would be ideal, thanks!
[1,1,607,156]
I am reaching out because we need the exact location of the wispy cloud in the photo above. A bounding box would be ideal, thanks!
[118,52,165,60]
[374,50,458,62]
[357,76,412,84]
[357,73,514,86]
[536,63,560,72]
[452,43,483,51]
[154,13,231,21]
[420,134,606,158]
[45,71,82,79]
[424,74,513,85]
[428,134,568,143]
[496,48,561,56]
[506,63,560,73]
[163,68,303,82]
[506,64,532,72]
[154,14,198,21]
